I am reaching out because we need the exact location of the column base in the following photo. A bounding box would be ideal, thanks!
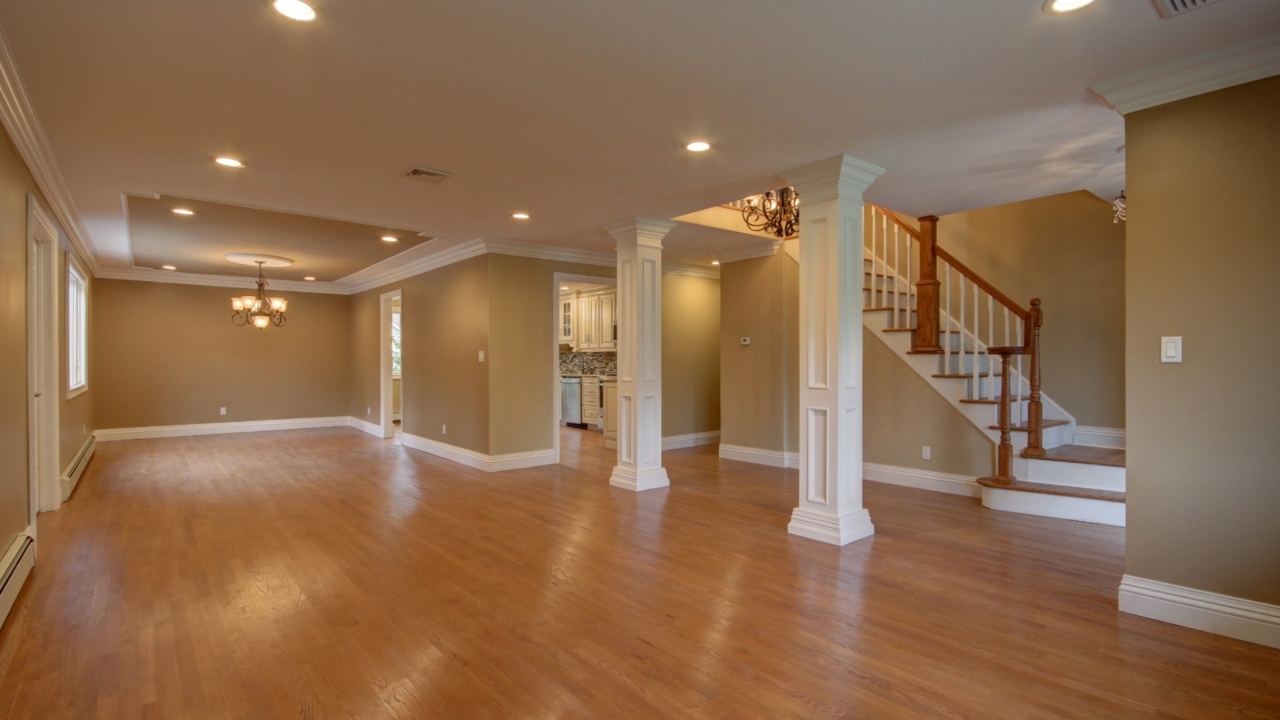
[609,466,670,492]
[787,507,875,546]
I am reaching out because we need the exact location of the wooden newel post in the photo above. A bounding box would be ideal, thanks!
[1022,298,1046,459]
[980,346,1025,487]
[913,216,944,353]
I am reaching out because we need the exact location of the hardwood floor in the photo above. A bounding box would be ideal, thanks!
[2,427,1277,719]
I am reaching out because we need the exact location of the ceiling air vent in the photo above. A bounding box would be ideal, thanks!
[1152,0,1228,18]
[406,166,453,184]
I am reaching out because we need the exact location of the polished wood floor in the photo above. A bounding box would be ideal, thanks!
[2,427,1277,719]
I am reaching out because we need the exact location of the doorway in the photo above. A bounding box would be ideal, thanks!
[27,196,60,523]
[379,289,402,440]
[552,272,617,465]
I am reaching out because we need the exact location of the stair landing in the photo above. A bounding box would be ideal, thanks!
[1030,444,1125,468]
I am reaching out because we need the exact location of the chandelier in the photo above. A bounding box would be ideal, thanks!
[227,254,292,330]
[1113,191,1126,224]
[741,187,800,238]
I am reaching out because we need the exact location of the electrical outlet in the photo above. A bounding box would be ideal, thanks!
[442,424,447,435]
[921,446,932,460]
[740,337,751,346]
[368,407,372,415]
[479,350,485,362]
[220,407,226,416]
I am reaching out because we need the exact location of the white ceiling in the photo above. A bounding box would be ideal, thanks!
[1,0,1278,272]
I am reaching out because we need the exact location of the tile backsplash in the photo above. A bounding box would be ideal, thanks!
[560,352,617,376]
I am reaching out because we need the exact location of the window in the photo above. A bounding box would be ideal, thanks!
[391,310,401,377]
[67,259,88,396]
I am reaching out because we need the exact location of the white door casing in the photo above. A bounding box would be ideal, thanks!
[27,195,60,517]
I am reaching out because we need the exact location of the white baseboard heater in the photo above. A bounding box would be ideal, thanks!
[0,534,35,630]
[60,434,96,501]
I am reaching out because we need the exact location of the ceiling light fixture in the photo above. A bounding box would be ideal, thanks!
[512,213,530,220]
[304,276,316,281]
[215,157,244,168]
[273,0,317,21]
[686,141,711,152]
[162,265,177,271]
[1042,0,1096,13]
[741,187,800,239]
[709,254,720,266]
[381,235,399,242]
[231,262,289,330]
[172,208,195,216]
[1113,191,1126,223]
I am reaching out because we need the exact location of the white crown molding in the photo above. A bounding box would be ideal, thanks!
[781,154,885,205]
[718,240,781,264]
[1092,33,1280,115]
[95,267,350,294]
[482,238,615,267]
[1120,575,1280,649]
[341,239,489,294]
[0,25,99,273]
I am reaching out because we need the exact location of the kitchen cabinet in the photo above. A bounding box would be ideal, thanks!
[558,292,575,345]
[577,289,617,352]
[603,380,618,449]
[582,377,601,426]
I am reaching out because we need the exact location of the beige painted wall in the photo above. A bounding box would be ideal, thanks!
[936,191,1126,428]
[93,280,351,429]
[720,254,788,452]
[59,244,94,468]
[350,255,492,454]
[0,131,48,543]
[1125,76,1280,605]
[487,255,720,456]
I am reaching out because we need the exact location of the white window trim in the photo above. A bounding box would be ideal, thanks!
[66,252,88,399]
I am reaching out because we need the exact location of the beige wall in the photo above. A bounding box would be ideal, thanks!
[59,243,94,467]
[936,191,1126,428]
[1125,76,1280,605]
[92,280,352,428]
[350,255,492,454]
[0,131,44,542]
[719,254,789,452]
[487,255,720,455]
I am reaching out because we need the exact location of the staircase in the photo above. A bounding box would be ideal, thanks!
[829,206,1125,526]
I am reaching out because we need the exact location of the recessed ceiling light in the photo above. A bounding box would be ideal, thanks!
[711,259,720,266]
[381,235,398,242]
[172,208,195,216]
[1042,0,1096,13]
[215,157,244,168]
[686,141,711,152]
[162,265,177,271]
[512,213,530,220]
[273,0,317,21]
[304,276,316,281]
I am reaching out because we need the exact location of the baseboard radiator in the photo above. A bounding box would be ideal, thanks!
[59,434,96,501]
[0,534,35,630]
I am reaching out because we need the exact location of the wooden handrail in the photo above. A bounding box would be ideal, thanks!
[934,247,1029,320]
[870,204,924,240]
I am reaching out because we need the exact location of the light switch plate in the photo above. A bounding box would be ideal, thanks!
[1161,336,1182,363]
[479,350,485,362]
[922,446,931,460]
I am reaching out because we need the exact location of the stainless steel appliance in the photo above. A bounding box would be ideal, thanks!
[560,377,585,428]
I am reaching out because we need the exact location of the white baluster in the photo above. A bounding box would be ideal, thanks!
[944,263,951,375]
[879,212,888,310]
[972,281,979,400]
[1016,320,1024,427]
[893,224,900,328]
[959,274,966,395]
[987,293,994,401]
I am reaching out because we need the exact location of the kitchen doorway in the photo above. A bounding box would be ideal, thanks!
[552,272,617,466]
[379,289,402,440]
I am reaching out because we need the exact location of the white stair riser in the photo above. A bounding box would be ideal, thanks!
[981,487,1125,526]
[1017,457,1126,492]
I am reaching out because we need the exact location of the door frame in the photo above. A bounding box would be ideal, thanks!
[551,272,616,464]
[27,195,60,521]
[379,289,402,439]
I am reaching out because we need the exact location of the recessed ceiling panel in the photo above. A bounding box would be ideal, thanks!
[128,196,430,282]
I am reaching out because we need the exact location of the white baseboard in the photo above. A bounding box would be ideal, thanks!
[662,431,720,451]
[402,433,557,473]
[1,531,36,631]
[59,433,96,501]
[1075,426,1126,449]
[863,462,980,498]
[1119,575,1280,649]
[95,416,351,441]
[347,416,384,438]
[718,444,799,469]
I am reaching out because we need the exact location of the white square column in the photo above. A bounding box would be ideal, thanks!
[605,218,677,492]
[782,155,885,545]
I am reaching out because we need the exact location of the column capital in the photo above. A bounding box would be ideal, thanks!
[604,218,678,249]
[779,155,885,205]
